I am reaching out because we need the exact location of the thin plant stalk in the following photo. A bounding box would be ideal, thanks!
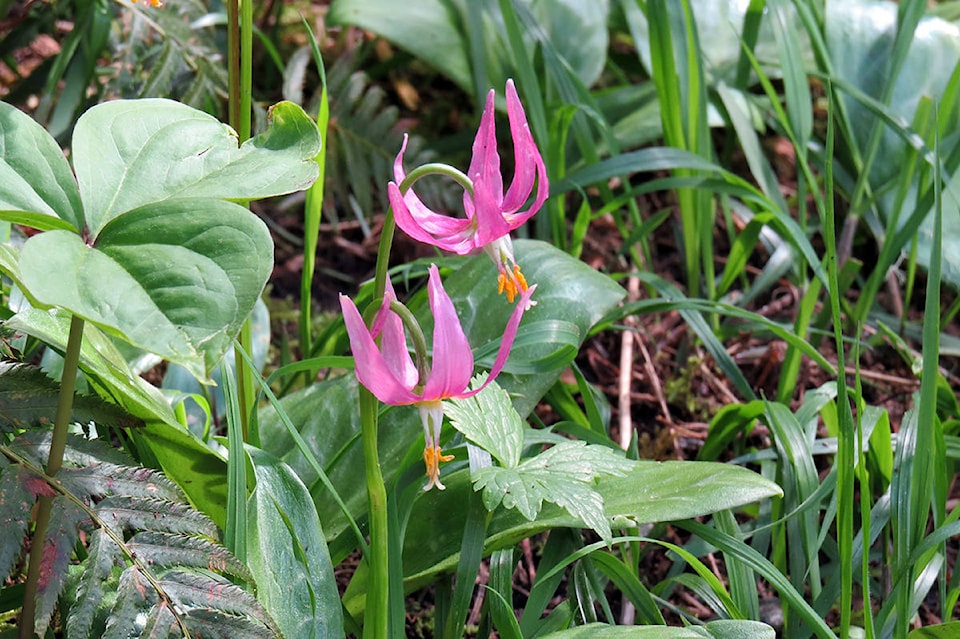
[227,0,257,442]
[19,315,85,639]
[823,101,855,638]
[359,386,389,639]
[300,20,329,381]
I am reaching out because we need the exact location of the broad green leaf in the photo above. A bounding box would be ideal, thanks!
[72,99,321,237]
[246,447,344,639]
[328,0,472,93]
[334,460,781,611]
[18,198,273,380]
[0,101,83,231]
[539,620,775,638]
[423,239,626,417]
[446,375,524,469]
[473,441,635,541]
[909,622,960,638]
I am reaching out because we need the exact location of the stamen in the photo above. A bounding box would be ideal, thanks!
[513,264,528,291]
[423,445,455,491]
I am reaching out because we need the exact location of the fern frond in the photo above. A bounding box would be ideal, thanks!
[0,363,143,432]
[323,55,461,230]
[35,498,88,638]
[1,431,280,638]
[128,531,252,582]
[61,463,185,503]
[156,571,278,633]
[95,496,219,538]
[0,464,35,579]
[66,528,122,638]
[109,0,228,113]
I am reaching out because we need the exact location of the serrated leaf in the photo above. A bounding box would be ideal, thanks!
[103,568,155,639]
[472,441,634,542]
[139,603,179,639]
[0,101,83,230]
[12,430,136,469]
[159,571,276,629]
[0,362,143,432]
[35,498,88,637]
[72,99,320,237]
[96,496,218,537]
[59,463,184,503]
[19,198,273,380]
[446,374,524,469]
[0,464,35,580]
[183,607,281,639]
[66,528,121,638]
[128,531,251,582]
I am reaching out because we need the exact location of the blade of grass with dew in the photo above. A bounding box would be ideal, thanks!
[300,17,330,383]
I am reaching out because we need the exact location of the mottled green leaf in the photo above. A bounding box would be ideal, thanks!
[246,447,344,639]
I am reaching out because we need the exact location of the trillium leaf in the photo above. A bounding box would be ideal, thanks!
[72,99,321,237]
[17,199,273,380]
[0,101,83,231]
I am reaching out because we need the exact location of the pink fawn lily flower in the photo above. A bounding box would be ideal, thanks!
[388,79,548,305]
[340,264,536,490]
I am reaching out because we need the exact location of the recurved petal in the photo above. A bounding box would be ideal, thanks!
[501,79,549,227]
[340,293,421,406]
[421,265,475,400]
[389,182,474,254]
[461,283,537,398]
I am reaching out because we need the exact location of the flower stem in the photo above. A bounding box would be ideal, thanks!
[359,386,389,639]
[400,163,474,199]
[19,314,85,639]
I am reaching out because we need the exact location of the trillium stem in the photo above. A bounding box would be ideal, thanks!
[20,314,85,639]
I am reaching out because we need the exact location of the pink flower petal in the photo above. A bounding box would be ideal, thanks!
[421,265,475,400]
[376,277,419,390]
[501,79,549,227]
[461,283,538,398]
[340,293,421,406]
[469,89,512,247]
